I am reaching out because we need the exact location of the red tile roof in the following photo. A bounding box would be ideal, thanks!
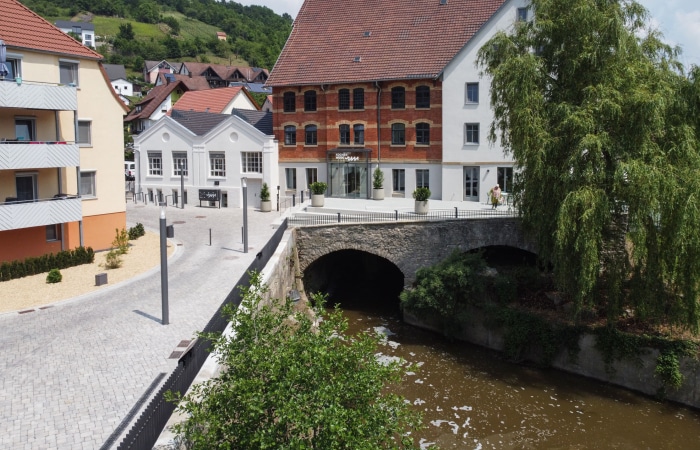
[180,61,269,83]
[172,86,259,113]
[267,0,506,86]
[125,81,186,122]
[0,0,102,60]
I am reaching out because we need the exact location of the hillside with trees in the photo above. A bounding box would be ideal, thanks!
[20,0,292,76]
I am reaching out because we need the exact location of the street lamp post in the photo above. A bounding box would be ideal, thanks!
[179,160,185,209]
[159,203,169,325]
[242,177,248,253]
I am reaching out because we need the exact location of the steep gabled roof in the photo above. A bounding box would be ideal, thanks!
[0,0,102,60]
[156,72,211,91]
[124,81,186,122]
[267,0,506,86]
[169,110,231,136]
[103,64,128,81]
[171,86,250,114]
[231,109,273,135]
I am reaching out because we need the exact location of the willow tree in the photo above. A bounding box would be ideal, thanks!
[477,0,700,331]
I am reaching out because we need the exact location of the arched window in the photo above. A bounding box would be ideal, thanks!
[353,88,364,109]
[416,123,430,145]
[391,87,405,109]
[353,124,364,145]
[305,125,318,145]
[283,92,295,112]
[284,125,296,145]
[416,86,430,108]
[338,89,350,110]
[304,90,317,111]
[339,124,350,144]
[391,123,405,145]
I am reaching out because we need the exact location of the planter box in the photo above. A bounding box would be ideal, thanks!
[260,200,272,212]
[372,188,385,200]
[414,200,429,215]
[311,194,324,207]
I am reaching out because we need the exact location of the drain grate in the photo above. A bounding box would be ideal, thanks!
[178,340,191,347]
[195,215,206,218]
[173,220,186,224]
[169,351,183,359]
[18,309,34,314]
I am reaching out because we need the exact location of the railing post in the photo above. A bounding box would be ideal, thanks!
[455,206,458,218]
[301,190,304,203]
[292,193,296,207]
[395,210,398,221]
[337,212,341,223]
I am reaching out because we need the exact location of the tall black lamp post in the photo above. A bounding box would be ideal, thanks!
[159,203,169,325]
[242,177,248,253]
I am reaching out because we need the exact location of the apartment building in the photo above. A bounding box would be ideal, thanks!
[0,0,128,262]
[267,0,527,202]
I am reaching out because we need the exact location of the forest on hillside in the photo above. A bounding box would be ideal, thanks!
[20,0,292,75]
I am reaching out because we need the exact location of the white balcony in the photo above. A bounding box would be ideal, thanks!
[0,142,79,170]
[0,196,82,231]
[0,80,77,111]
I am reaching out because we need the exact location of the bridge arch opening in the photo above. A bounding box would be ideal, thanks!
[469,245,539,267]
[303,249,404,314]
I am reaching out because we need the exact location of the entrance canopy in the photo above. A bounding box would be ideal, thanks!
[326,148,372,199]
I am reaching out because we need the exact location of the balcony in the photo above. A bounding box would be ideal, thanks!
[0,141,79,170]
[0,79,77,111]
[0,196,82,231]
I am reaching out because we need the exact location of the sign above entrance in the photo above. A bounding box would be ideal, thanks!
[334,152,360,162]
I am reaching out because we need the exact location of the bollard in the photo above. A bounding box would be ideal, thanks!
[209,228,212,246]
[292,193,296,207]
[95,273,107,286]
[395,210,398,221]
[301,190,304,203]
[455,206,458,218]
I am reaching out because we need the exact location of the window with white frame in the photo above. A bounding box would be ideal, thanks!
[77,120,91,146]
[241,152,263,173]
[464,123,480,144]
[173,152,188,176]
[416,169,429,189]
[392,169,405,194]
[285,168,297,190]
[59,60,79,86]
[465,82,479,104]
[210,153,226,177]
[517,7,529,21]
[148,152,162,176]
[80,171,96,197]
[1,57,21,80]
[497,166,514,192]
[306,168,317,185]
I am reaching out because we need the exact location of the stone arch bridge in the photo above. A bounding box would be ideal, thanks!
[294,218,537,283]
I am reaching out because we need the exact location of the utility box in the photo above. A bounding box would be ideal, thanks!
[166,225,174,238]
[95,273,108,286]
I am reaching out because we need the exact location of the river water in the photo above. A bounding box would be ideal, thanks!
[338,304,700,449]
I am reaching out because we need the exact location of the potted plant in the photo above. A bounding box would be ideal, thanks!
[372,166,385,200]
[412,187,431,214]
[309,181,327,207]
[260,182,271,212]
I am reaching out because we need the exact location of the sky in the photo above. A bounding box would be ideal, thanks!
[234,0,700,69]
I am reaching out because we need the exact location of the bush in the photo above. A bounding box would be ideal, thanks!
[128,223,145,240]
[46,269,62,284]
[309,181,328,195]
[0,247,93,281]
[260,183,270,201]
[104,250,122,269]
[113,228,129,254]
[412,187,431,201]
[372,166,384,189]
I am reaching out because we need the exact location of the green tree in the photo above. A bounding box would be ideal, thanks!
[477,0,700,330]
[168,272,425,449]
[117,22,135,41]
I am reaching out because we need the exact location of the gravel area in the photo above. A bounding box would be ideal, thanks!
[0,232,173,314]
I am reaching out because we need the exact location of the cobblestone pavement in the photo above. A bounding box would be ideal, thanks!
[0,201,286,449]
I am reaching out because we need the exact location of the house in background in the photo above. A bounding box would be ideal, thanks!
[54,20,95,47]
[216,31,227,41]
[1,0,128,262]
[178,62,269,88]
[143,60,181,84]
[267,0,525,202]
[261,95,273,113]
[103,63,133,104]
[171,86,259,114]
[124,81,188,135]
[133,109,278,209]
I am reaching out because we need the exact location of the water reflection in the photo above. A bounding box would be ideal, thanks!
[339,308,700,449]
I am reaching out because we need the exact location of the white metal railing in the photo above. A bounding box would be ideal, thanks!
[0,79,77,110]
[0,141,79,169]
[0,196,81,231]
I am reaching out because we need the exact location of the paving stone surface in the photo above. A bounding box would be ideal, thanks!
[0,201,285,449]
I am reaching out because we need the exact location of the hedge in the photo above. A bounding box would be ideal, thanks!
[0,247,94,282]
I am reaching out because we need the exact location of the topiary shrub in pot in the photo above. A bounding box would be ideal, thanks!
[260,182,272,212]
[412,187,431,214]
[372,166,385,200]
[309,181,327,207]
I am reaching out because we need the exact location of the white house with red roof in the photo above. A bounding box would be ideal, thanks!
[171,86,259,114]
[267,0,528,203]
[0,0,128,261]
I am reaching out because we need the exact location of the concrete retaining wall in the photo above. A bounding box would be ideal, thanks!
[404,309,700,409]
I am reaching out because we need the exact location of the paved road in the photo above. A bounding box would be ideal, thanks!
[0,200,285,449]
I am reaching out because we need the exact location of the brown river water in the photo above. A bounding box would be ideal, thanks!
[339,305,700,449]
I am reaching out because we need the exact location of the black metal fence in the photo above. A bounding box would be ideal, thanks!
[114,219,289,450]
[288,207,518,227]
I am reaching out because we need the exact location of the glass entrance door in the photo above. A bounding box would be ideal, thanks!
[463,166,479,201]
[330,163,368,198]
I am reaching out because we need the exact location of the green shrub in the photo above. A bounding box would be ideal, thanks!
[260,183,271,201]
[113,228,130,254]
[104,250,122,269]
[0,247,94,282]
[309,181,327,195]
[46,268,62,284]
[128,223,145,240]
[412,187,431,201]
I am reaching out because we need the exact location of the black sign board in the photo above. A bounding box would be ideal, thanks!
[199,189,220,201]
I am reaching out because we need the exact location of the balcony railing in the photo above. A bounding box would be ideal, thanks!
[0,79,77,110]
[0,141,79,170]
[0,195,82,231]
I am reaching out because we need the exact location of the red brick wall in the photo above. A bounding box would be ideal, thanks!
[272,80,442,164]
